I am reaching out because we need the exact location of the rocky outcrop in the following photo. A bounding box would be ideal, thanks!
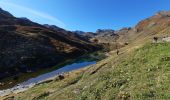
[82,29,118,43]
[156,11,170,17]
[96,29,115,35]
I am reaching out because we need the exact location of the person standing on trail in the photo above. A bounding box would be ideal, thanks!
[116,49,119,55]
[115,42,120,55]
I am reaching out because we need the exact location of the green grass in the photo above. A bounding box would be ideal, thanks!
[13,42,170,100]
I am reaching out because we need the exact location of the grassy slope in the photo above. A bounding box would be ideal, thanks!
[9,42,170,100]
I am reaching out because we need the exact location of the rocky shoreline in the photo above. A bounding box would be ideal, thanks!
[0,61,97,97]
[0,74,62,97]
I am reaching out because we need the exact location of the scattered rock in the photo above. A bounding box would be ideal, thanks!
[58,74,65,80]
[116,91,130,100]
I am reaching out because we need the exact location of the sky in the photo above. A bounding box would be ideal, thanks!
[0,0,170,32]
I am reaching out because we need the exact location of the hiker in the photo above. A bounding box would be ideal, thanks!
[116,50,119,55]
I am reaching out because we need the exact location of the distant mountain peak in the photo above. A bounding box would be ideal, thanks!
[95,29,115,36]
[96,29,115,33]
[43,24,64,31]
[20,17,31,21]
[72,30,85,35]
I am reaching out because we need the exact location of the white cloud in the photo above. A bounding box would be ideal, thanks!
[0,1,66,28]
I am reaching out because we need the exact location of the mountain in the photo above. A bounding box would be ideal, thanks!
[93,29,118,43]
[43,24,64,32]
[88,11,170,49]
[72,30,85,35]
[43,25,90,42]
[73,29,118,44]
[8,11,170,100]
[0,8,101,79]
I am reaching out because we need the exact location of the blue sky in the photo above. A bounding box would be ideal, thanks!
[0,0,170,32]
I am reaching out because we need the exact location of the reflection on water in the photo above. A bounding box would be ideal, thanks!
[21,61,96,85]
[0,61,96,97]
[0,51,104,90]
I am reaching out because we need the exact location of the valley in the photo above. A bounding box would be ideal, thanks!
[0,6,170,100]
[0,8,102,82]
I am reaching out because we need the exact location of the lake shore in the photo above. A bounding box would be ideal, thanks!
[0,61,96,97]
[0,74,59,97]
[0,51,106,90]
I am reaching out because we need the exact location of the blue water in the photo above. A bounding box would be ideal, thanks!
[21,61,96,85]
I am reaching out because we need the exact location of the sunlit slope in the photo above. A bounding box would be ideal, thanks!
[12,42,170,100]
[3,11,170,100]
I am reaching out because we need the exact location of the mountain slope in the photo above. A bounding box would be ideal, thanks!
[6,11,170,100]
[88,11,170,47]
[0,8,100,80]
[12,42,170,100]
[116,11,170,44]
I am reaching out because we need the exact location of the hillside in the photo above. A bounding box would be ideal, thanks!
[88,11,170,49]
[0,8,100,80]
[2,12,170,100]
[10,41,170,100]
[3,11,170,100]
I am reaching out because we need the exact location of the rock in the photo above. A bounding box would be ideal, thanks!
[9,82,13,84]
[58,74,65,80]
[162,37,170,42]
[116,91,130,100]
[156,11,170,17]
[0,82,4,86]
[73,89,80,94]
